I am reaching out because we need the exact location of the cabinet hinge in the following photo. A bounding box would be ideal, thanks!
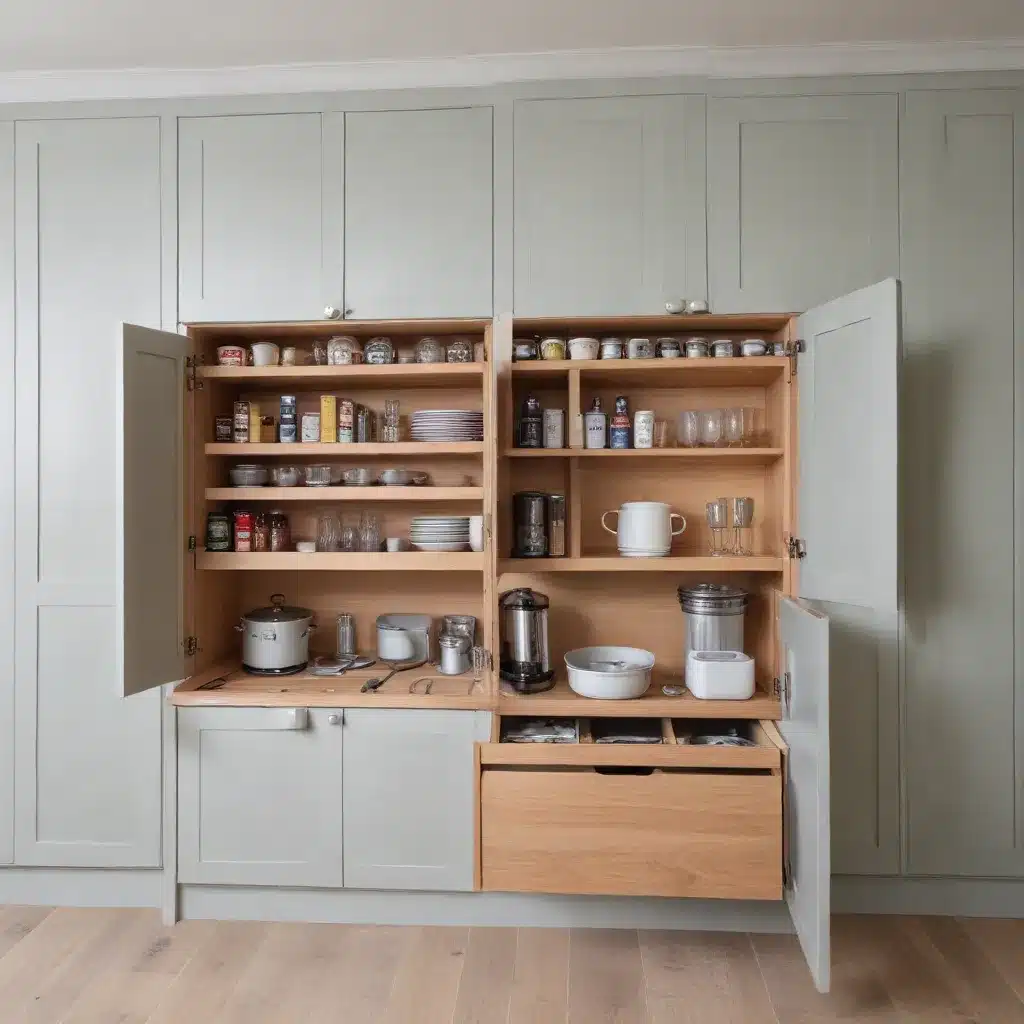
[773,672,791,705]
[784,339,805,378]
[188,535,197,552]
[184,636,199,657]
[787,537,807,560]
[185,355,204,392]
[483,513,493,540]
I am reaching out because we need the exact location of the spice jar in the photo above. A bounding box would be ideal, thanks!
[233,510,254,552]
[252,512,271,552]
[446,337,473,363]
[627,337,654,359]
[513,337,539,361]
[609,396,631,449]
[206,513,231,552]
[414,336,445,364]
[540,337,566,360]
[269,511,291,552]
[518,396,544,449]
[685,337,710,359]
[547,494,566,557]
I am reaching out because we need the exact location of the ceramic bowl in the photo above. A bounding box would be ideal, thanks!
[568,337,600,361]
[378,468,413,486]
[564,646,655,700]
[216,344,245,366]
[250,341,280,366]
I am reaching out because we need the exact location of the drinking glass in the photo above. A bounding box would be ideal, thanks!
[382,399,401,442]
[706,498,730,556]
[730,497,755,555]
[653,420,672,448]
[316,510,341,552]
[359,512,381,552]
[677,410,700,448]
[742,407,761,447]
[340,523,358,552]
[699,409,724,447]
[724,407,744,447]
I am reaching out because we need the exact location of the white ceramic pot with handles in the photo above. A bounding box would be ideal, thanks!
[601,502,686,557]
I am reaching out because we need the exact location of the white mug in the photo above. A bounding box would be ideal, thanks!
[601,501,686,557]
[469,515,485,552]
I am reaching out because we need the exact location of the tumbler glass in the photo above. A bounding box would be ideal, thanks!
[359,512,381,553]
[677,410,700,448]
[700,409,724,447]
[724,407,744,447]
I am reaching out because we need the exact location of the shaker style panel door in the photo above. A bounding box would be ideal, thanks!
[344,107,492,319]
[178,113,343,322]
[902,89,1024,879]
[708,95,899,313]
[0,123,12,865]
[342,710,490,891]
[14,119,164,867]
[514,95,707,316]
[178,708,345,887]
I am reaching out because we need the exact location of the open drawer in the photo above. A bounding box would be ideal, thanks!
[478,719,785,901]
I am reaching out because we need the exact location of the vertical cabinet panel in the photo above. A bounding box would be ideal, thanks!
[0,122,12,865]
[14,118,163,867]
[708,94,899,313]
[343,710,489,891]
[902,89,1024,878]
[178,708,345,887]
[344,107,492,319]
[513,95,706,316]
[178,113,341,323]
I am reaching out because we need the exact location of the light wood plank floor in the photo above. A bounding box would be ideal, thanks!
[0,908,1022,1022]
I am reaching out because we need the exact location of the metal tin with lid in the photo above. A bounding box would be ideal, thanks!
[676,584,749,677]
[237,594,316,675]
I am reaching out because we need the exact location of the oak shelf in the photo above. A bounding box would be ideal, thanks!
[498,556,785,574]
[205,442,483,457]
[509,356,788,387]
[503,447,784,464]
[198,550,485,571]
[198,362,483,388]
[205,486,483,502]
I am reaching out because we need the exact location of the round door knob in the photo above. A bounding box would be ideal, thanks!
[324,306,342,320]
[664,299,685,314]
[328,713,342,725]
[344,308,354,317]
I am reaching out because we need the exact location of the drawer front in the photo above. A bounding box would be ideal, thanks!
[481,768,782,900]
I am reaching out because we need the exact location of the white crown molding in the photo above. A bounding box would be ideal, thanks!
[2,40,1024,104]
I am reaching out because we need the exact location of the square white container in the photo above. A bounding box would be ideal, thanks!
[686,650,755,700]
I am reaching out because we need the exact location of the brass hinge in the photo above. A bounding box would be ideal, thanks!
[184,636,199,657]
[773,672,791,705]
[185,355,204,392]
[787,537,807,560]
[188,535,197,552]
[784,339,805,379]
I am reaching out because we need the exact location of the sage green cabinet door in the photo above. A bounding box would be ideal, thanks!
[902,88,1024,878]
[179,113,343,322]
[13,118,163,868]
[178,708,345,887]
[0,122,12,866]
[514,95,707,316]
[342,710,490,891]
[343,107,492,319]
[708,94,899,313]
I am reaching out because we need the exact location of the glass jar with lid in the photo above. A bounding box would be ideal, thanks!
[363,337,394,365]
[269,511,291,552]
[446,336,473,363]
[327,336,361,365]
[414,336,445,364]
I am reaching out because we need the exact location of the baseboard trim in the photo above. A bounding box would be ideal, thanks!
[0,867,163,908]
[179,886,795,932]
[833,875,1024,918]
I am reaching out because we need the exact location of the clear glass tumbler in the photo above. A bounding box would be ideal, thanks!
[724,407,744,447]
[706,498,730,555]
[677,410,700,448]
[700,409,724,447]
[359,511,381,552]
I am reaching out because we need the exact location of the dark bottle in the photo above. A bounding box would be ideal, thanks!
[609,395,631,449]
[518,395,544,449]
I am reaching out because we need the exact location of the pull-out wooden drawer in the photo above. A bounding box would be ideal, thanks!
[479,719,784,900]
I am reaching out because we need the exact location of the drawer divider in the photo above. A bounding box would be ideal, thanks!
[661,717,677,745]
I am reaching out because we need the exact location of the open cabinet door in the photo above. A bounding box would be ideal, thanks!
[797,278,900,612]
[779,596,831,993]
[118,324,190,697]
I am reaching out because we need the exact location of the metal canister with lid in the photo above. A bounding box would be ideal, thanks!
[676,583,749,678]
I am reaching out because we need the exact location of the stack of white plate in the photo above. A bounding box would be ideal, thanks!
[410,409,483,442]
[410,516,471,552]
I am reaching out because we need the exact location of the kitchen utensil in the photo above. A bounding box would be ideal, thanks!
[686,650,755,700]
[340,522,358,551]
[236,594,315,675]
[471,645,490,684]
[731,496,755,555]
[601,502,686,557]
[677,410,700,448]
[359,511,380,552]
[706,498,731,556]
[250,341,280,366]
[376,625,415,662]
[409,409,483,442]
[438,634,471,675]
[677,584,749,679]
[336,613,356,657]
[410,515,470,552]
[376,614,431,662]
[468,515,484,552]
[513,492,548,557]
[269,465,301,487]
[304,465,332,487]
[499,588,554,692]
[362,658,426,692]
[699,409,724,447]
[564,646,655,700]
[229,464,268,487]
[568,337,599,360]
[741,407,762,447]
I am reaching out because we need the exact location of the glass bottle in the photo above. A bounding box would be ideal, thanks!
[609,396,631,449]
[518,395,544,449]
[584,397,607,450]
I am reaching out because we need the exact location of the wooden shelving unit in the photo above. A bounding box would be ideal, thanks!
[205,486,483,502]
[205,442,484,457]
[200,362,483,388]
[198,550,486,571]
[503,447,785,464]
[498,556,785,573]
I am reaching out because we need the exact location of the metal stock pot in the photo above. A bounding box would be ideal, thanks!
[236,594,315,675]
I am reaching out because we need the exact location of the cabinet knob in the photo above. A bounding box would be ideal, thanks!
[328,713,343,725]
[324,306,342,320]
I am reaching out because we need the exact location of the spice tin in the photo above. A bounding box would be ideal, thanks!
[657,337,681,358]
[301,413,321,442]
[337,399,355,443]
[216,344,245,366]
[260,416,276,443]
[543,408,565,449]
[233,510,254,552]
[279,396,297,444]
[233,401,250,443]
[513,337,539,361]
[215,416,233,443]
[518,396,544,450]
[540,337,566,360]
[627,337,655,359]
[320,396,336,442]
[600,338,623,359]
[633,410,656,449]
[712,340,736,358]
[685,338,710,359]
[205,513,231,552]
[609,396,631,449]
[247,402,261,445]
[584,397,607,450]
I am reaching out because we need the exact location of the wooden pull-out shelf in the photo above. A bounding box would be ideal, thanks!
[478,719,784,900]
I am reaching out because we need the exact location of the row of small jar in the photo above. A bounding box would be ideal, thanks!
[513,336,776,361]
[215,335,483,368]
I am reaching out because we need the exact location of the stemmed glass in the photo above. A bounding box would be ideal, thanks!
[706,498,730,556]
[699,409,724,448]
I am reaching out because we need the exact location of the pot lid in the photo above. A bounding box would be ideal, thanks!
[244,593,313,623]
[677,582,748,613]
[500,587,549,610]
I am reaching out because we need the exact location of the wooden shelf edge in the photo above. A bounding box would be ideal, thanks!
[199,362,484,381]
[502,447,784,460]
[498,556,785,573]
[198,550,486,571]
[205,442,484,457]
[205,486,484,502]
[510,356,788,374]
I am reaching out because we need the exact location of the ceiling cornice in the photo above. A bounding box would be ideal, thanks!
[1,40,1023,104]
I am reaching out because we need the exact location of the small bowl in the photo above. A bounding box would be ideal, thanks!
[409,471,431,486]
[564,645,655,700]
[304,465,333,487]
[568,337,600,361]
[740,339,767,357]
[229,464,268,487]
[251,341,280,366]
[385,537,407,552]
[269,464,302,487]
[341,467,375,486]
[216,344,245,366]
[296,541,316,553]
[379,468,413,486]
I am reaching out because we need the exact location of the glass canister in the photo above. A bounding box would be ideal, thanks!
[336,613,356,657]
[518,396,544,449]
[363,336,394,365]
[547,494,566,557]
[205,513,231,552]
[513,337,539,361]
[414,336,446,363]
[252,511,271,552]
[269,511,291,552]
[685,337,710,358]
[327,336,360,365]
[316,510,342,552]
[446,336,473,363]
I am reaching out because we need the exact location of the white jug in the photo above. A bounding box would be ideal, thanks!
[601,502,686,557]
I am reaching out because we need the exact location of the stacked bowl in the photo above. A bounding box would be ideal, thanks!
[410,516,470,552]
[410,409,484,442]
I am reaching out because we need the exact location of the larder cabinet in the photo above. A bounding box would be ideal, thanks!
[14,118,164,867]
[513,95,707,316]
[0,122,12,866]
[901,88,1024,879]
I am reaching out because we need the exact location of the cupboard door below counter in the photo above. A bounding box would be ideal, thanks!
[177,708,344,887]
[342,710,490,891]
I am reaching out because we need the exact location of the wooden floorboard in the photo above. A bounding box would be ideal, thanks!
[0,910,1020,1023]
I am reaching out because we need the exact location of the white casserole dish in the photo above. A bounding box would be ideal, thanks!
[564,646,656,700]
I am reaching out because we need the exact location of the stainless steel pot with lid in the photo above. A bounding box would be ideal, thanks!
[676,584,749,677]
[499,588,554,693]
[237,593,316,675]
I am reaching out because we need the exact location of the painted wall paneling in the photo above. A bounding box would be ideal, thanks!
[13,118,164,867]
[513,94,707,316]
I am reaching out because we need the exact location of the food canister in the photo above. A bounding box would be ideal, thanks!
[215,416,233,443]
[337,400,355,443]
[205,513,231,552]
[676,584,749,677]
[301,413,321,442]
[712,340,736,358]
[685,338,710,359]
[248,402,262,445]
[233,401,250,443]
[513,337,539,361]
[740,339,768,357]
[627,337,655,359]
[543,408,565,449]
[600,338,623,359]
[216,344,245,366]
[633,410,655,449]
[657,337,681,358]
[438,634,472,675]
[233,510,254,552]
[319,396,336,442]
[540,337,566,360]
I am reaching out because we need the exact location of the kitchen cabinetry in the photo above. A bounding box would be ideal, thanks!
[0,122,12,866]
[901,88,1024,879]
[707,94,899,313]
[178,113,343,323]
[342,709,490,891]
[513,95,707,316]
[343,107,493,319]
[178,707,345,886]
[14,118,164,867]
